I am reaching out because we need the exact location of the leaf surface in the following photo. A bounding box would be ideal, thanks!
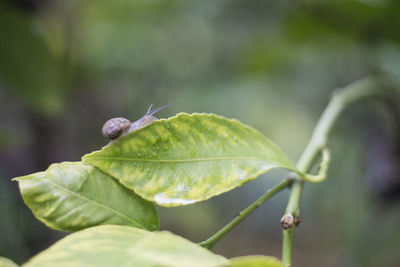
[13,162,159,231]
[0,257,19,267]
[24,225,228,267]
[229,255,283,267]
[83,113,298,206]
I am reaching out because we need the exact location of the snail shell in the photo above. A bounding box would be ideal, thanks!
[102,103,170,140]
[102,117,131,140]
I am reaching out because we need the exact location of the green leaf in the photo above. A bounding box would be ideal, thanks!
[0,257,19,267]
[229,255,283,267]
[83,113,298,206]
[24,225,229,267]
[13,162,159,232]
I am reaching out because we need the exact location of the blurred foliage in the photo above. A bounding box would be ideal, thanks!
[0,2,67,115]
[1,0,400,266]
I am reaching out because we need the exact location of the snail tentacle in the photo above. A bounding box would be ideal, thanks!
[147,103,171,116]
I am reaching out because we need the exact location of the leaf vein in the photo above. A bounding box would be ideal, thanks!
[41,179,145,229]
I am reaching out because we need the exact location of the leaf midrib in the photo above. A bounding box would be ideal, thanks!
[86,155,271,163]
[39,178,145,229]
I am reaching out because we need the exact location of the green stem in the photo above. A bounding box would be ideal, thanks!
[281,77,395,267]
[199,178,292,249]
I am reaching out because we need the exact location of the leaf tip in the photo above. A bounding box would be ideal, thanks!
[11,174,28,182]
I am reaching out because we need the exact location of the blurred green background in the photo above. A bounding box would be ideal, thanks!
[1,0,400,266]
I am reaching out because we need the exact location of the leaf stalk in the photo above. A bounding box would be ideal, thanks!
[199,178,292,249]
[281,77,396,267]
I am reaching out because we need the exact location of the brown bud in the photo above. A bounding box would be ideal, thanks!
[294,217,302,226]
[280,214,294,230]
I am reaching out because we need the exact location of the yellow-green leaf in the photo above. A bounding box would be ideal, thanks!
[24,225,229,267]
[13,162,159,231]
[83,113,298,207]
[0,257,19,267]
[229,255,283,267]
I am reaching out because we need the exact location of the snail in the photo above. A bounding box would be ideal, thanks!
[102,103,170,141]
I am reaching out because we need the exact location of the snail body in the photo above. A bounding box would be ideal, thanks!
[102,104,170,141]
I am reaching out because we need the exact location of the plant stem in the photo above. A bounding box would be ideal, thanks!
[281,77,395,267]
[199,178,292,249]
